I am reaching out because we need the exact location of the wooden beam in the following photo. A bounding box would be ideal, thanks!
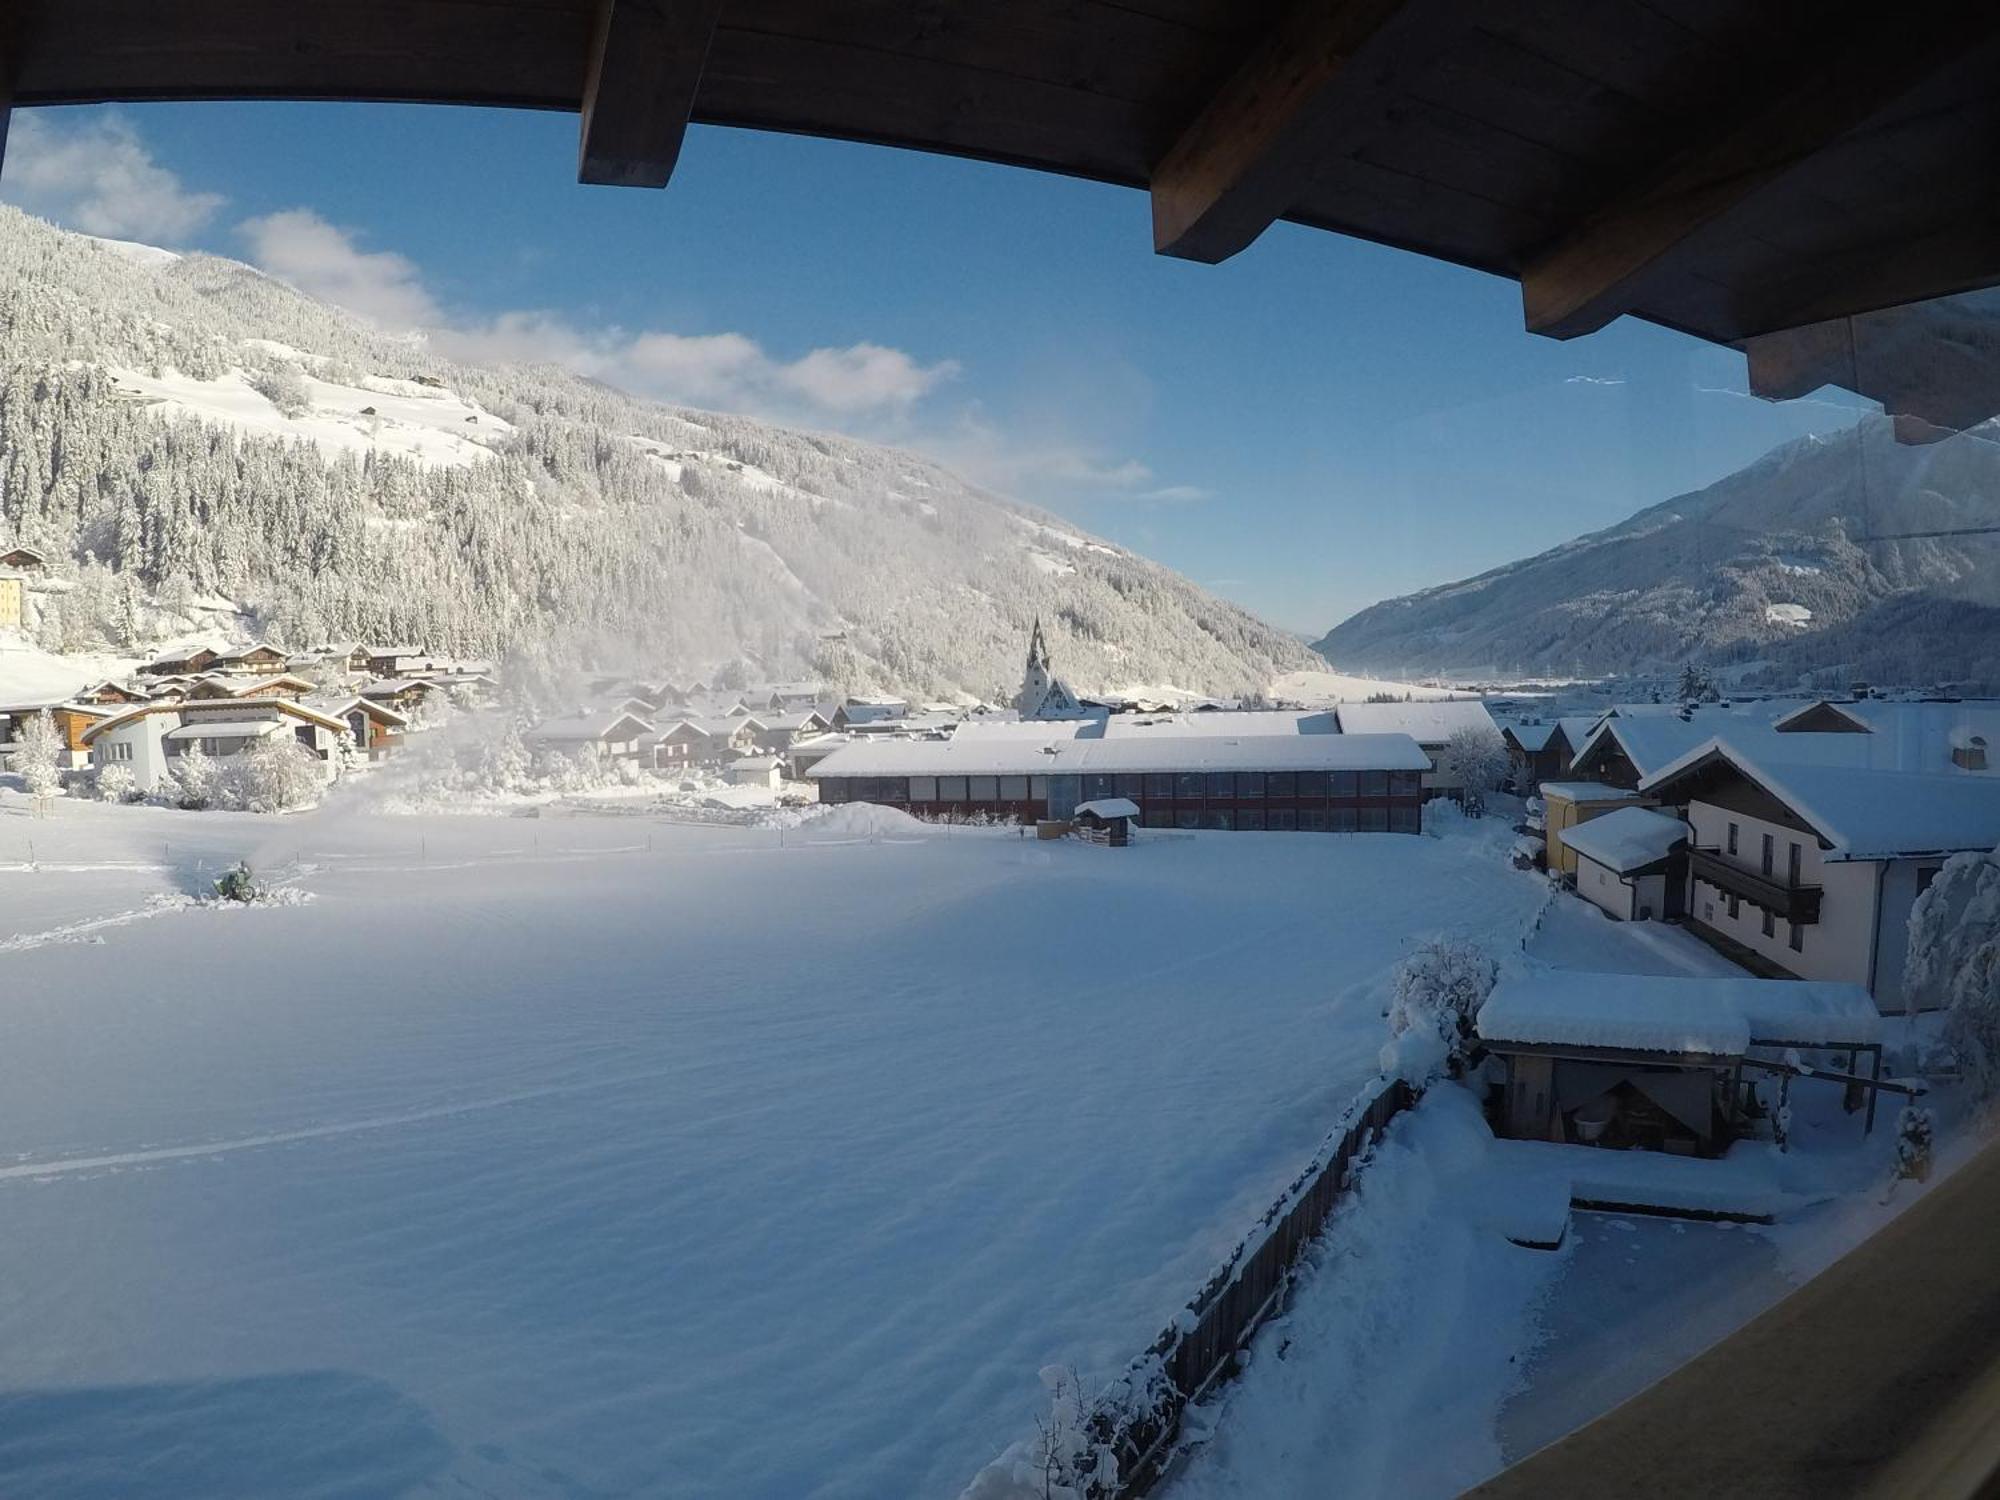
[578,0,723,189]
[1522,1,1999,340]
[1148,0,1416,264]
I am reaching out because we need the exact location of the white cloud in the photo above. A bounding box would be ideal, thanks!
[238,209,442,330]
[2,111,225,243]
[232,210,958,421]
[1564,375,1625,387]
[918,412,1203,505]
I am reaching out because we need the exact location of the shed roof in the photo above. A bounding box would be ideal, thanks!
[1477,972,1883,1057]
[1074,797,1141,820]
[1560,806,1689,874]
[1538,782,1645,805]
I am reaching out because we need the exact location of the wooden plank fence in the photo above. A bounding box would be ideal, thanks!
[1077,1075,1418,1497]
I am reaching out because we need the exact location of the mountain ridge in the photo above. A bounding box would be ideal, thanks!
[0,206,1317,703]
[1317,418,2000,690]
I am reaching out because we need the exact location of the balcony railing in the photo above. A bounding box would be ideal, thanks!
[1688,847,1822,924]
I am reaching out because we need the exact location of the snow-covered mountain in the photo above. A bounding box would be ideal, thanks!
[0,207,1315,702]
[1318,418,2000,690]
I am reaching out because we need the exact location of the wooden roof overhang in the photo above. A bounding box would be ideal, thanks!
[7,0,2000,419]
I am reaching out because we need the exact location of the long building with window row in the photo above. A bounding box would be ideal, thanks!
[806,730,1433,832]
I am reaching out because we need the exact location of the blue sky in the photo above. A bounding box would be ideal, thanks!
[3,101,1869,635]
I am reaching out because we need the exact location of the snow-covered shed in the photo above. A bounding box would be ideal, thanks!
[1072,796,1139,845]
[1478,972,1892,1156]
[1561,806,1689,922]
[726,754,784,790]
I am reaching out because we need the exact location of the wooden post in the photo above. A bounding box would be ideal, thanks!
[1867,1044,1883,1135]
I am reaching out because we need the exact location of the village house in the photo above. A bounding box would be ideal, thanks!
[1560,805,1690,923]
[645,719,710,772]
[359,677,450,714]
[0,700,108,771]
[140,645,224,677]
[524,711,654,763]
[185,672,319,702]
[72,680,149,707]
[1478,972,1893,1163]
[211,643,291,676]
[0,544,48,572]
[743,709,831,753]
[0,569,24,632]
[809,726,1432,831]
[1332,698,1501,799]
[82,698,348,791]
[1500,716,1600,790]
[314,696,409,760]
[834,698,911,729]
[1638,733,2000,1010]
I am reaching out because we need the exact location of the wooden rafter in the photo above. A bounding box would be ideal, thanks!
[1148,0,1416,264]
[578,0,724,189]
[1522,0,2000,340]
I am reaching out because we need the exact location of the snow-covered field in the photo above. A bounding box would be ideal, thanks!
[0,792,1548,1498]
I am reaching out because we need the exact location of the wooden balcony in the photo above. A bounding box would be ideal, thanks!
[1688,848,1822,925]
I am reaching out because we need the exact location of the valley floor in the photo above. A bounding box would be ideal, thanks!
[0,791,1549,1499]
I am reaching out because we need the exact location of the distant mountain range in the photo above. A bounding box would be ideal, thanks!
[0,206,1316,705]
[1317,418,2000,691]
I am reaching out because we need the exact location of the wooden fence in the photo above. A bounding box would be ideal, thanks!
[1079,1075,1418,1497]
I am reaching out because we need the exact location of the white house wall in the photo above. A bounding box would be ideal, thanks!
[1684,798,1882,998]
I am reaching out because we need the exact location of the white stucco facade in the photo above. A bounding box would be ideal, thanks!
[1681,797,1943,1010]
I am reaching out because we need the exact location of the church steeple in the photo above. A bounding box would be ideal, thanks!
[1014,616,1080,719]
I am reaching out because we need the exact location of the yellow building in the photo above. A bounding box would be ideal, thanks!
[1540,781,1654,877]
[0,574,22,631]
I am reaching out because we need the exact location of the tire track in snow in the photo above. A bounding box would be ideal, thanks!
[0,895,194,953]
[0,1066,686,1184]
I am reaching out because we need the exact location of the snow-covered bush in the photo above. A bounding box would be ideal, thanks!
[95,762,137,802]
[16,709,64,800]
[240,736,327,812]
[1387,937,1497,1077]
[1905,844,2000,1098]
[171,743,221,810]
[1438,725,1507,816]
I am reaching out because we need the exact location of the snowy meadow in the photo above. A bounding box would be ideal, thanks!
[0,793,1546,1498]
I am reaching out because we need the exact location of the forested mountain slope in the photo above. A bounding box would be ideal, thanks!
[0,207,1314,701]
[1318,418,2000,689]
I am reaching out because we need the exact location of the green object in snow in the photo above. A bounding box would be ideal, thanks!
[215,862,260,903]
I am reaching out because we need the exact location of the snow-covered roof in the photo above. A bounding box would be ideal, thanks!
[1332,699,1496,743]
[527,711,654,742]
[1559,806,1688,873]
[1101,709,1337,738]
[1641,735,2000,860]
[1537,781,1644,804]
[1074,797,1140,820]
[164,718,286,741]
[1477,972,1882,1056]
[1504,722,1558,752]
[806,731,1431,778]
